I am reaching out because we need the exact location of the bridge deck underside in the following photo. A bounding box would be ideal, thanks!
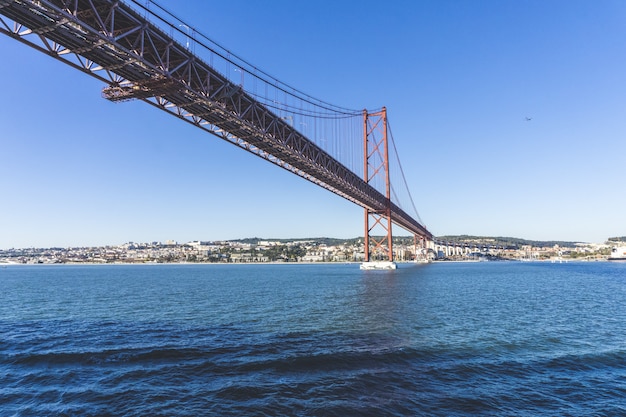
[1,0,431,240]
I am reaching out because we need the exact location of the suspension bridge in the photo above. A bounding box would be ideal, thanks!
[1,0,434,268]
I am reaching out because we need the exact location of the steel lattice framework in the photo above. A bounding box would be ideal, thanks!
[0,0,432,241]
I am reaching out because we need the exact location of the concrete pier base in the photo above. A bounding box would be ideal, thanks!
[359,261,397,270]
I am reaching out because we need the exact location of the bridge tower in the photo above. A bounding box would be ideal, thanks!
[362,107,395,268]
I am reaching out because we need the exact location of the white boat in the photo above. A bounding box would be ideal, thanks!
[608,246,626,261]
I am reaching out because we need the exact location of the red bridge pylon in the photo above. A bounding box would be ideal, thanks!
[363,107,393,263]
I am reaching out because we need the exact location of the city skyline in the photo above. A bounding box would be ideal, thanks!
[2,0,626,249]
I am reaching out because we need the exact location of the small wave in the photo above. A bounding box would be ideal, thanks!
[6,345,220,368]
[542,349,626,372]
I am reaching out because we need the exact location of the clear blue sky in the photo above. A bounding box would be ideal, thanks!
[2,0,626,249]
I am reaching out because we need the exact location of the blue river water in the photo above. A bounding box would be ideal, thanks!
[1,261,625,416]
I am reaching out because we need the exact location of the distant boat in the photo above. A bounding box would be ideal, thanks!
[608,246,626,261]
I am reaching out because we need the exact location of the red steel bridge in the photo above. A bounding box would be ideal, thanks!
[0,0,433,265]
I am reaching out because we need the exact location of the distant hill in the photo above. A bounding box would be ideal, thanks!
[433,235,582,249]
[229,237,363,246]
[228,235,584,249]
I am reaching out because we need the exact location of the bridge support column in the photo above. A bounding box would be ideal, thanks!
[414,235,431,263]
[361,107,396,270]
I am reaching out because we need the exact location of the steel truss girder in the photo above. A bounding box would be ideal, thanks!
[1,0,432,241]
